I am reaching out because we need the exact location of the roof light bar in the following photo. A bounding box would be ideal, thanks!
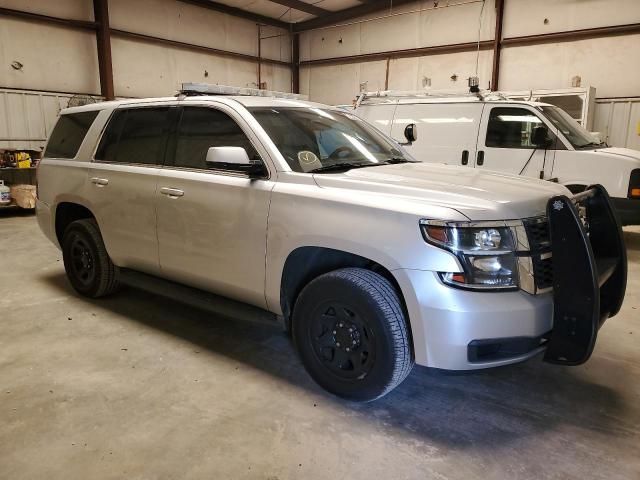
[180,82,308,100]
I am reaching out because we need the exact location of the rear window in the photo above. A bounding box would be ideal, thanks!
[44,110,99,159]
[95,107,171,165]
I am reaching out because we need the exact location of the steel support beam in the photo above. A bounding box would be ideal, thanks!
[299,40,494,67]
[491,0,504,91]
[292,33,300,93]
[0,7,97,30]
[502,22,640,47]
[93,0,115,100]
[110,29,291,67]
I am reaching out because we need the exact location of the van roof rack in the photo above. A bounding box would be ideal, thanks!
[354,89,509,107]
[179,82,308,101]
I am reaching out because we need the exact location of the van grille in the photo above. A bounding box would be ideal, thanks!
[523,218,553,290]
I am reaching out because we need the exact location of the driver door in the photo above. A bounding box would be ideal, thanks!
[476,106,556,179]
[155,104,275,309]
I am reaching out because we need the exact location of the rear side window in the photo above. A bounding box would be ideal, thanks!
[44,110,99,159]
[95,107,171,165]
[486,107,545,149]
[173,107,259,170]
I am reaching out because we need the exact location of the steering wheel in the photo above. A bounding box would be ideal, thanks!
[328,146,355,159]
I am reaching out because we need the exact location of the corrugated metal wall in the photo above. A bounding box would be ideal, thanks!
[0,88,85,151]
[594,98,640,150]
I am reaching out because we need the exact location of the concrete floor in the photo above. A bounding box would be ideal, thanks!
[1,212,639,480]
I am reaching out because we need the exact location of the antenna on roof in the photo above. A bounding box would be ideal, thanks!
[179,82,308,101]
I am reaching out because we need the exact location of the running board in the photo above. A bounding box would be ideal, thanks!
[119,269,281,328]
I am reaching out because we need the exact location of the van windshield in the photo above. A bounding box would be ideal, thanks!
[248,107,415,173]
[539,106,605,149]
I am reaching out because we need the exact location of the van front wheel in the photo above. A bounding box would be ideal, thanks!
[293,268,413,402]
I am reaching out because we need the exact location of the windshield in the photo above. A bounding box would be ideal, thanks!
[248,107,414,173]
[539,106,604,149]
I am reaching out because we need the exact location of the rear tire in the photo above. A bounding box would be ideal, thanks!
[293,268,413,402]
[62,219,120,298]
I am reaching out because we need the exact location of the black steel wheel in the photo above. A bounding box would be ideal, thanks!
[293,268,413,402]
[62,218,120,298]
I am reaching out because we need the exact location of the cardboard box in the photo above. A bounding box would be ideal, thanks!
[10,184,36,209]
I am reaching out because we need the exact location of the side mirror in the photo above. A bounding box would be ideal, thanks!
[205,146,266,177]
[403,123,418,144]
[531,126,552,148]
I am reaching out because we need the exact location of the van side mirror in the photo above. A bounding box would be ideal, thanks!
[205,147,266,177]
[403,123,418,144]
[531,126,552,148]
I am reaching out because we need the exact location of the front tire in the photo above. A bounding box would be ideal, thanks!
[62,218,120,298]
[293,268,413,402]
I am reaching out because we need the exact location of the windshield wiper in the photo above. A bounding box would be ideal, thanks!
[383,157,415,164]
[308,162,378,173]
[578,141,606,149]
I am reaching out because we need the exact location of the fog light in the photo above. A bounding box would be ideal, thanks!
[471,256,503,272]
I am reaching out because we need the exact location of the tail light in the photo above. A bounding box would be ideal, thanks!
[629,169,640,199]
[35,154,42,199]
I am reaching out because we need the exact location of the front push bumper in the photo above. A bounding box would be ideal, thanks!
[543,185,627,364]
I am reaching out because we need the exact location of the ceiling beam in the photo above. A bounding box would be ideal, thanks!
[267,0,329,17]
[292,0,416,32]
[178,0,289,29]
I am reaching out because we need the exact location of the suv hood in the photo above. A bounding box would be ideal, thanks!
[313,162,570,221]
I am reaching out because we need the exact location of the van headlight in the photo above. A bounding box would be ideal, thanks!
[420,220,519,290]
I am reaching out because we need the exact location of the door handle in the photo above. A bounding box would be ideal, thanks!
[477,150,484,166]
[160,187,184,198]
[90,177,109,186]
[461,150,469,165]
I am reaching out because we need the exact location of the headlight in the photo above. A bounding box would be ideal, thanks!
[420,221,518,290]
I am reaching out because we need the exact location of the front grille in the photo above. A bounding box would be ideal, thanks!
[523,218,553,290]
[532,256,553,289]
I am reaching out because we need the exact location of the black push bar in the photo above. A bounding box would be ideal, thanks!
[543,185,627,365]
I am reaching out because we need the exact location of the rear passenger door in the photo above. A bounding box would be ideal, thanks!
[476,105,556,178]
[89,106,176,274]
[390,103,482,167]
[155,104,274,309]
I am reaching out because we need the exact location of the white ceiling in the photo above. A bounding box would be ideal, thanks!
[208,0,363,23]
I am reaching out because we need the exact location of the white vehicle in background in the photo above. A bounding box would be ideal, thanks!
[352,91,640,225]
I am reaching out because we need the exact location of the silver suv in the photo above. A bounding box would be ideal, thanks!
[36,85,627,401]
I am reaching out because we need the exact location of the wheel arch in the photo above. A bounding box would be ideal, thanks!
[279,246,412,344]
[55,201,95,245]
[561,182,589,194]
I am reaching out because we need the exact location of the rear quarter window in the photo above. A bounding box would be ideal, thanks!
[44,110,99,159]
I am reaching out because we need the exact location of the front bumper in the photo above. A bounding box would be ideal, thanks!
[611,197,640,226]
[395,185,627,371]
[393,268,553,370]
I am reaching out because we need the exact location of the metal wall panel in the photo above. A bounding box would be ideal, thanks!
[0,88,81,150]
[593,98,640,150]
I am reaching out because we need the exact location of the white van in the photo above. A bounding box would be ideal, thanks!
[353,91,640,225]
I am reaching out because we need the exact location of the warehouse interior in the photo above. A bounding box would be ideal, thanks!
[1,0,640,479]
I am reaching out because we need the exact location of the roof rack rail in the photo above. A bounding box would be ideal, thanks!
[354,89,509,107]
[179,82,308,101]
